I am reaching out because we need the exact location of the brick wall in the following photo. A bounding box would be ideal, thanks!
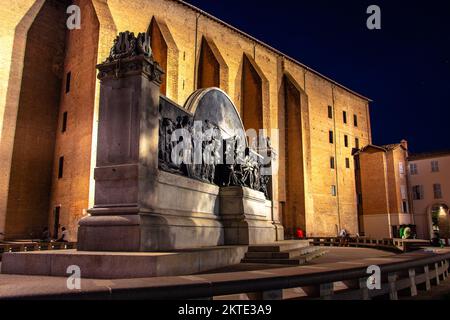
[3,0,68,239]
[0,0,45,238]
[1,0,373,239]
[48,0,99,241]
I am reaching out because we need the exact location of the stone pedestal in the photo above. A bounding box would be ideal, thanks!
[78,213,141,252]
[78,31,282,253]
[220,186,277,245]
[139,171,224,251]
[1,246,249,279]
[77,32,163,252]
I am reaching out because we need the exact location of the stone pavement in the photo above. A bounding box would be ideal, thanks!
[309,246,395,264]
[1,247,448,300]
[0,247,395,295]
[201,246,395,274]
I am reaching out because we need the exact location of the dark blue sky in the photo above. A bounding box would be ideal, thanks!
[184,0,450,153]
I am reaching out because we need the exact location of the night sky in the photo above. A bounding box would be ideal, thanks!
[184,0,450,154]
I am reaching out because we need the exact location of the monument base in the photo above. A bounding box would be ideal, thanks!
[220,186,277,245]
[1,246,248,279]
[77,213,141,252]
[78,174,281,252]
[139,171,224,251]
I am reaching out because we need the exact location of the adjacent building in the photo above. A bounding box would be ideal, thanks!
[355,140,414,238]
[409,151,450,240]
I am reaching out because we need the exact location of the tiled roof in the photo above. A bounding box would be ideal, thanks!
[381,143,401,151]
[354,144,387,155]
[355,142,407,155]
[408,150,450,161]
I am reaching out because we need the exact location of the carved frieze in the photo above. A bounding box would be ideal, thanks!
[158,116,272,197]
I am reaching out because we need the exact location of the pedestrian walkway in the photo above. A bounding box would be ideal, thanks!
[2,247,446,300]
[199,247,394,274]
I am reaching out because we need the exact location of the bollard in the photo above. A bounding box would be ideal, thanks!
[359,278,370,300]
[262,290,283,300]
[434,262,440,285]
[248,290,283,300]
[441,261,447,280]
[424,265,431,291]
[319,283,334,300]
[388,273,398,300]
[408,269,417,296]
[445,260,449,278]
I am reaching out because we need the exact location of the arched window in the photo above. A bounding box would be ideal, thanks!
[197,37,220,89]
[241,54,264,132]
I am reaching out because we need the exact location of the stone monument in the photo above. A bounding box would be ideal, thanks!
[1,31,284,279]
[78,31,282,252]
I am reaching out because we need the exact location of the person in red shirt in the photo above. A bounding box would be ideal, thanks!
[296,228,304,239]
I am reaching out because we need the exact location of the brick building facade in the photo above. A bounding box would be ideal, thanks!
[0,0,372,241]
[355,141,414,238]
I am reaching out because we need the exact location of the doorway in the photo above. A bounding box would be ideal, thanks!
[430,203,450,238]
[53,206,61,239]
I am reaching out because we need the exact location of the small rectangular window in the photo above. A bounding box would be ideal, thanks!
[345,158,350,168]
[328,106,333,119]
[62,112,68,133]
[353,114,358,127]
[65,72,71,94]
[410,163,418,175]
[329,130,334,144]
[412,185,424,200]
[53,206,61,239]
[401,185,407,200]
[399,162,405,175]
[431,161,439,172]
[402,201,409,213]
[433,184,442,199]
[330,156,335,169]
[331,185,337,197]
[343,111,347,124]
[344,135,349,147]
[355,137,360,149]
[58,156,64,179]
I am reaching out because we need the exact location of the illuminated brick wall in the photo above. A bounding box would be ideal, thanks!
[0,0,372,240]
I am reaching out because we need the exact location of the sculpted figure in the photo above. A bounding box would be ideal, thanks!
[107,31,151,63]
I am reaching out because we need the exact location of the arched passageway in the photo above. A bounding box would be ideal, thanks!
[431,203,450,238]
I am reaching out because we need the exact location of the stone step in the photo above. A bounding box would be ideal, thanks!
[244,245,320,259]
[247,240,311,253]
[241,257,305,265]
[241,248,327,265]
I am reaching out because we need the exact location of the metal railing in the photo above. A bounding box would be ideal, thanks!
[308,237,431,252]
